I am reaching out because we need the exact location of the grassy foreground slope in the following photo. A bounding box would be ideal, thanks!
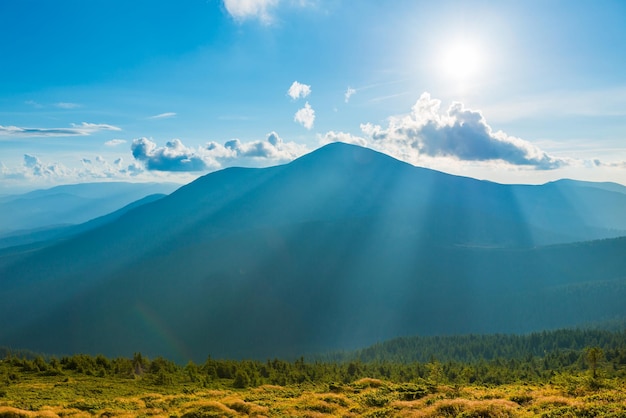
[1,328,626,417]
[0,363,625,417]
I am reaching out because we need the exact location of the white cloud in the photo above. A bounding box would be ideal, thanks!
[55,102,81,109]
[223,0,279,23]
[128,134,306,174]
[104,139,127,147]
[207,131,309,162]
[148,112,177,120]
[24,154,41,169]
[288,81,311,100]
[24,100,43,108]
[344,87,356,103]
[318,131,367,147]
[72,122,121,132]
[0,122,121,138]
[131,138,214,172]
[357,92,567,170]
[0,152,196,189]
[294,102,315,130]
[16,154,72,179]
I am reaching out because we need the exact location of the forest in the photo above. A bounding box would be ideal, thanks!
[1,328,626,417]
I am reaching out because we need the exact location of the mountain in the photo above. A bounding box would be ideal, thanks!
[1,143,625,361]
[0,182,180,235]
[0,193,167,250]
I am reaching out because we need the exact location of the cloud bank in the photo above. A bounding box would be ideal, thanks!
[336,93,566,170]
[0,153,143,186]
[22,154,69,178]
[132,133,308,172]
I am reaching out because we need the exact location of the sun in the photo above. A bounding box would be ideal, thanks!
[440,40,484,82]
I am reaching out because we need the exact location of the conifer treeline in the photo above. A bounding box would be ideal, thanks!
[333,328,626,363]
[1,328,625,387]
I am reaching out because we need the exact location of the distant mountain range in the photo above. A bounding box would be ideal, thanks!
[0,193,168,250]
[1,143,625,361]
[0,182,180,236]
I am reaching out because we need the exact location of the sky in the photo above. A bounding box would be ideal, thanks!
[1,0,626,192]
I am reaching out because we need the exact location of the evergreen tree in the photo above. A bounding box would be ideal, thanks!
[586,346,604,378]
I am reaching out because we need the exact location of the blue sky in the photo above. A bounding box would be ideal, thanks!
[1,0,625,192]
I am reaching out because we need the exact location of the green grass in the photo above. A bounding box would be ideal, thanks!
[1,369,625,417]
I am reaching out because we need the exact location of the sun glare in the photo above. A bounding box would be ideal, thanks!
[440,40,484,82]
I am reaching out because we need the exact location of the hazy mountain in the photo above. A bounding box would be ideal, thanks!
[1,143,625,361]
[0,182,180,234]
[0,193,167,250]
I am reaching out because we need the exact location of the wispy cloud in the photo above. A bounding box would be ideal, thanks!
[73,122,121,132]
[104,139,127,147]
[344,87,356,103]
[0,122,121,138]
[148,112,177,120]
[223,0,279,23]
[367,91,413,104]
[55,102,81,109]
[288,81,311,100]
[294,102,315,130]
[23,100,81,109]
[24,100,43,108]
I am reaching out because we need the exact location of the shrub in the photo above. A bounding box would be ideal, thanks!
[395,382,431,400]
[362,391,392,408]
[233,370,250,388]
[510,393,534,406]
[181,402,236,418]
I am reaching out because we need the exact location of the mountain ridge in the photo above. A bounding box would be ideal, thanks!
[0,193,168,250]
[1,142,625,361]
[0,181,180,234]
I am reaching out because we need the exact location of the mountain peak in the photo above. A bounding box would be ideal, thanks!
[289,142,414,174]
[309,141,395,160]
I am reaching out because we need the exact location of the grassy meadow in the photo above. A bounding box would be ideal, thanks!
[1,343,626,417]
[1,370,626,417]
